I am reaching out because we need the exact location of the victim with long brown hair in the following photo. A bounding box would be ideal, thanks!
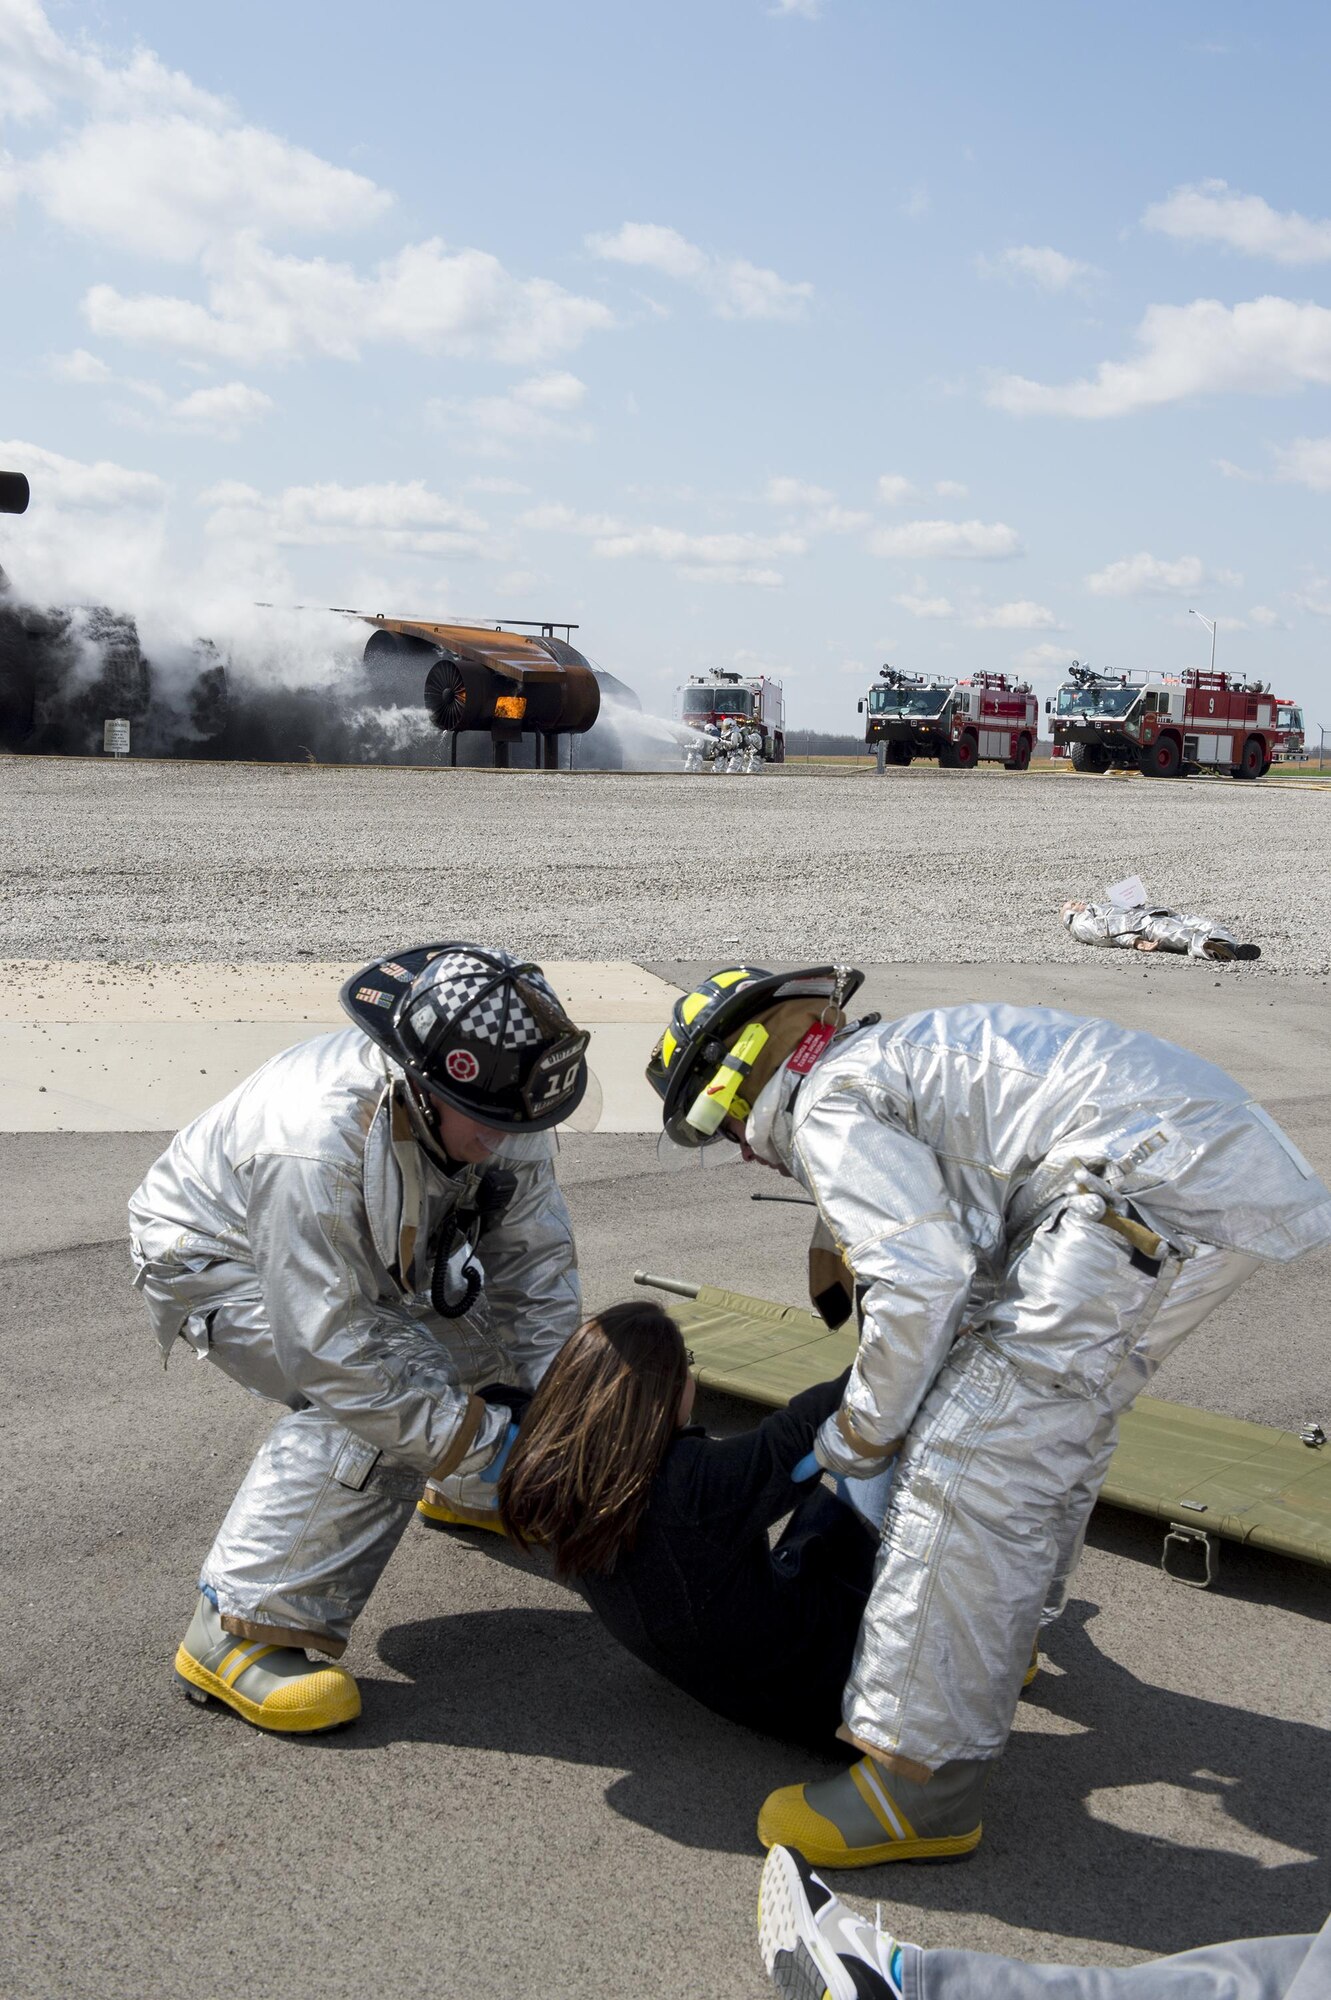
[494,1299,879,1750]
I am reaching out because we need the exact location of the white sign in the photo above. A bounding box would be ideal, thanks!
[103,718,131,757]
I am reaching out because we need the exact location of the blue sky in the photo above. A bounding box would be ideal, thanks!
[4,0,1331,729]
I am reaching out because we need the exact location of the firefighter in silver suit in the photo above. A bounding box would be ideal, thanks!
[647,969,1331,1865]
[130,945,588,1735]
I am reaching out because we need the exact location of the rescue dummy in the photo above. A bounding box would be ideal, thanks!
[129,944,588,1734]
[646,967,1331,1865]
[1062,881,1260,962]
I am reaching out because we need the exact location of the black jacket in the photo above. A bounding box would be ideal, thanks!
[577,1371,873,1747]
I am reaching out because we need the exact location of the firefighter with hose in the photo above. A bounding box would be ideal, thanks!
[647,968,1331,1865]
[129,945,587,1734]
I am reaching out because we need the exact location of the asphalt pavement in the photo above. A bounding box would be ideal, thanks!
[2,959,1329,1999]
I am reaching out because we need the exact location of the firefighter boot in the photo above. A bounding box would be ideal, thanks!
[174,1594,361,1734]
[758,1755,988,1868]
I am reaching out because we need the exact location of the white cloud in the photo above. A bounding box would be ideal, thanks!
[426,371,591,454]
[22,115,390,262]
[48,347,110,383]
[876,473,916,505]
[969,599,1060,630]
[770,0,821,15]
[586,222,812,321]
[1214,456,1262,481]
[762,477,866,533]
[85,236,613,366]
[1249,604,1285,628]
[765,475,834,507]
[1015,642,1079,672]
[201,478,491,557]
[521,501,804,582]
[1270,434,1331,491]
[0,0,228,124]
[593,526,806,567]
[894,592,955,619]
[1294,582,1331,618]
[4,5,610,371]
[676,564,784,587]
[167,380,274,437]
[1085,551,1242,596]
[899,184,930,221]
[869,518,1023,560]
[978,245,1097,293]
[990,296,1331,418]
[934,479,968,498]
[520,502,626,536]
[0,435,167,508]
[1142,180,1331,264]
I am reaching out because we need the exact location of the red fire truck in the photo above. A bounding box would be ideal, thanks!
[1048,665,1288,779]
[1274,698,1306,762]
[859,667,1038,769]
[677,669,786,760]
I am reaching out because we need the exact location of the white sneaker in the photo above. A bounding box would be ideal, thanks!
[758,1844,908,2000]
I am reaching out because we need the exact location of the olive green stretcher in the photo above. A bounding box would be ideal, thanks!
[634,1276,1331,1587]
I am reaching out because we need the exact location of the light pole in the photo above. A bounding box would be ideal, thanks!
[1189,608,1217,673]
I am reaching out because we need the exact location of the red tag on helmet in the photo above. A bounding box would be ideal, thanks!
[787,1022,837,1075]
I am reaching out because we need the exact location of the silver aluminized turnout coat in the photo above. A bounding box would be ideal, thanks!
[129,1028,580,1653]
[748,1003,1330,1767]
[1063,900,1245,960]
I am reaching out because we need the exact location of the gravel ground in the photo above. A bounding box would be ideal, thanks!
[3,754,1328,967]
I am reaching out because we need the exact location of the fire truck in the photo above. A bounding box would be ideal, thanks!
[1274,698,1306,761]
[676,669,785,760]
[1047,663,1288,779]
[858,667,1039,770]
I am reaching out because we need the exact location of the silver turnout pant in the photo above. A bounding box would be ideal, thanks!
[152,1262,427,1657]
[845,1205,1261,1766]
[903,1918,1324,2000]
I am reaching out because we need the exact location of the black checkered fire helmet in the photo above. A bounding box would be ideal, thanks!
[340,943,589,1131]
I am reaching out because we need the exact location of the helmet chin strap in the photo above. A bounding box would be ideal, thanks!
[402,1075,466,1176]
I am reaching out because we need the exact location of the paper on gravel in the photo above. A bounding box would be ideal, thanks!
[1106,875,1148,909]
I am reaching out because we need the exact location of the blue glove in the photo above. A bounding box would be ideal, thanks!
[480,1421,519,1485]
[792,1450,821,1483]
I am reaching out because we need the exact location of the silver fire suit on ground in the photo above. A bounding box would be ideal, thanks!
[747,1004,1331,1769]
[1063,901,1243,959]
[128,1028,580,1656]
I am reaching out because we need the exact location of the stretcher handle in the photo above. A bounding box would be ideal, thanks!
[633,1271,700,1299]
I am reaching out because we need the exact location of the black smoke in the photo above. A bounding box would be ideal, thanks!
[0,571,646,767]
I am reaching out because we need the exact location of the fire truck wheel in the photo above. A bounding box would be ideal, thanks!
[886,740,912,766]
[1260,755,1272,777]
[1140,734,1182,779]
[955,730,979,770]
[1233,734,1265,781]
[1004,735,1032,771]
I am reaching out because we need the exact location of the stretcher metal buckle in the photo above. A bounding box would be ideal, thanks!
[1162,1519,1218,1589]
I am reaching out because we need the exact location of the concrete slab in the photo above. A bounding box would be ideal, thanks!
[0,958,677,1022]
[0,961,677,1133]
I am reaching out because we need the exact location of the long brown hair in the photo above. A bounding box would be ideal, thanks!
[499,1300,689,1577]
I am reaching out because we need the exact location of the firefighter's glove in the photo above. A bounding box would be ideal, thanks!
[814,1408,901,1482]
[426,1412,516,1523]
